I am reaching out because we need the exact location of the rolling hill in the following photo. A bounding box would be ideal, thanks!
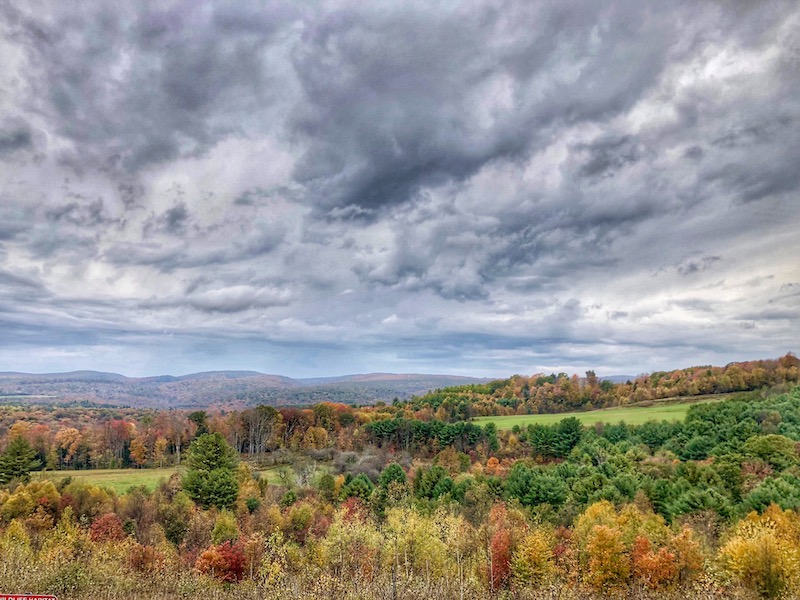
[0,370,490,409]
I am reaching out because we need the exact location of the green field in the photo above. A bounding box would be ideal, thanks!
[33,467,181,494]
[31,464,294,494]
[473,396,725,429]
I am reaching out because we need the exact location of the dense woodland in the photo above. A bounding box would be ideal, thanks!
[2,356,800,598]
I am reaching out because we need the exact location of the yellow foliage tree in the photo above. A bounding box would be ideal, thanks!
[130,434,149,467]
[153,436,169,467]
[321,507,383,581]
[669,525,705,584]
[512,528,555,587]
[574,500,691,593]
[0,518,33,561]
[585,524,629,592]
[0,488,35,522]
[385,506,450,581]
[719,504,800,598]
[258,531,291,587]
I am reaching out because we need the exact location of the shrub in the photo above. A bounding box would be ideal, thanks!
[89,512,127,543]
[129,543,166,573]
[195,540,246,582]
[211,510,239,545]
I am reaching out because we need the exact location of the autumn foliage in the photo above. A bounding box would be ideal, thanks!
[195,540,246,582]
[0,364,800,598]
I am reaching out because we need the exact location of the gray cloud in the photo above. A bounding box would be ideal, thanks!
[289,2,685,215]
[675,256,722,276]
[4,3,298,173]
[0,124,33,156]
[575,135,645,181]
[0,1,796,378]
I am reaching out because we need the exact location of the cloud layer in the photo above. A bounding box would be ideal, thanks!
[0,0,797,377]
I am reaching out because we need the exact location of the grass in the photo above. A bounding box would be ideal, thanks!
[31,464,294,494]
[473,395,727,429]
[254,465,289,484]
[33,467,181,494]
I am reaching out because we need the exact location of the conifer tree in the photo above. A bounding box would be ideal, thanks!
[182,432,239,509]
[0,436,41,484]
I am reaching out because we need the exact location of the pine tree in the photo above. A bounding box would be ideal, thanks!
[182,432,239,509]
[0,436,41,484]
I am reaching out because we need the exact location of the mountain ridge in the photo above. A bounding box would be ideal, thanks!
[0,369,493,409]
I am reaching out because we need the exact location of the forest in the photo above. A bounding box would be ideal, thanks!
[1,356,800,598]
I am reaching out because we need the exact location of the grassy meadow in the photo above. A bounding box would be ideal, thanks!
[30,464,299,494]
[32,467,181,494]
[473,395,726,429]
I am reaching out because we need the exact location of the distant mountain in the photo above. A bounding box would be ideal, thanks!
[0,369,491,409]
[0,370,129,382]
[296,373,482,385]
[176,370,291,382]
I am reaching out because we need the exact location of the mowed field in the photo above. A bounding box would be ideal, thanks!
[32,464,288,494]
[32,467,181,494]
[473,396,725,429]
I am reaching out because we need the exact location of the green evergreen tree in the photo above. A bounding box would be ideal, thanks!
[0,436,41,484]
[377,463,407,488]
[342,473,375,501]
[182,432,239,509]
[188,411,209,436]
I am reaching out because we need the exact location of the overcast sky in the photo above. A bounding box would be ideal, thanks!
[0,1,797,378]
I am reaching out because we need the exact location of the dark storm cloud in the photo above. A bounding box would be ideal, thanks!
[290,1,684,214]
[575,135,645,181]
[0,124,32,156]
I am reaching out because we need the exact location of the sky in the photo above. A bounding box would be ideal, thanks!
[0,1,798,379]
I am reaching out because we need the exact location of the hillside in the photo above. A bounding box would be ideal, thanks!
[0,370,489,409]
[403,353,800,421]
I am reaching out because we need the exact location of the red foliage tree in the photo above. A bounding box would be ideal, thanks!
[89,512,127,543]
[489,528,512,591]
[129,544,166,573]
[631,536,678,589]
[195,540,246,582]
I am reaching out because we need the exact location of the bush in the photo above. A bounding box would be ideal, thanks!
[195,540,245,582]
[89,512,126,543]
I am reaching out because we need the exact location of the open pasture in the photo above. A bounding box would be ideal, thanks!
[31,464,294,494]
[33,467,180,494]
[473,396,726,429]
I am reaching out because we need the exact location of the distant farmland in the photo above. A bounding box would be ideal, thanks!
[473,395,727,429]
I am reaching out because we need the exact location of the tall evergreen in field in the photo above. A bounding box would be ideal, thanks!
[182,432,239,509]
[0,436,41,484]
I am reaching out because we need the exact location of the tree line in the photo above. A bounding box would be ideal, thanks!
[0,354,797,475]
[403,353,800,420]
